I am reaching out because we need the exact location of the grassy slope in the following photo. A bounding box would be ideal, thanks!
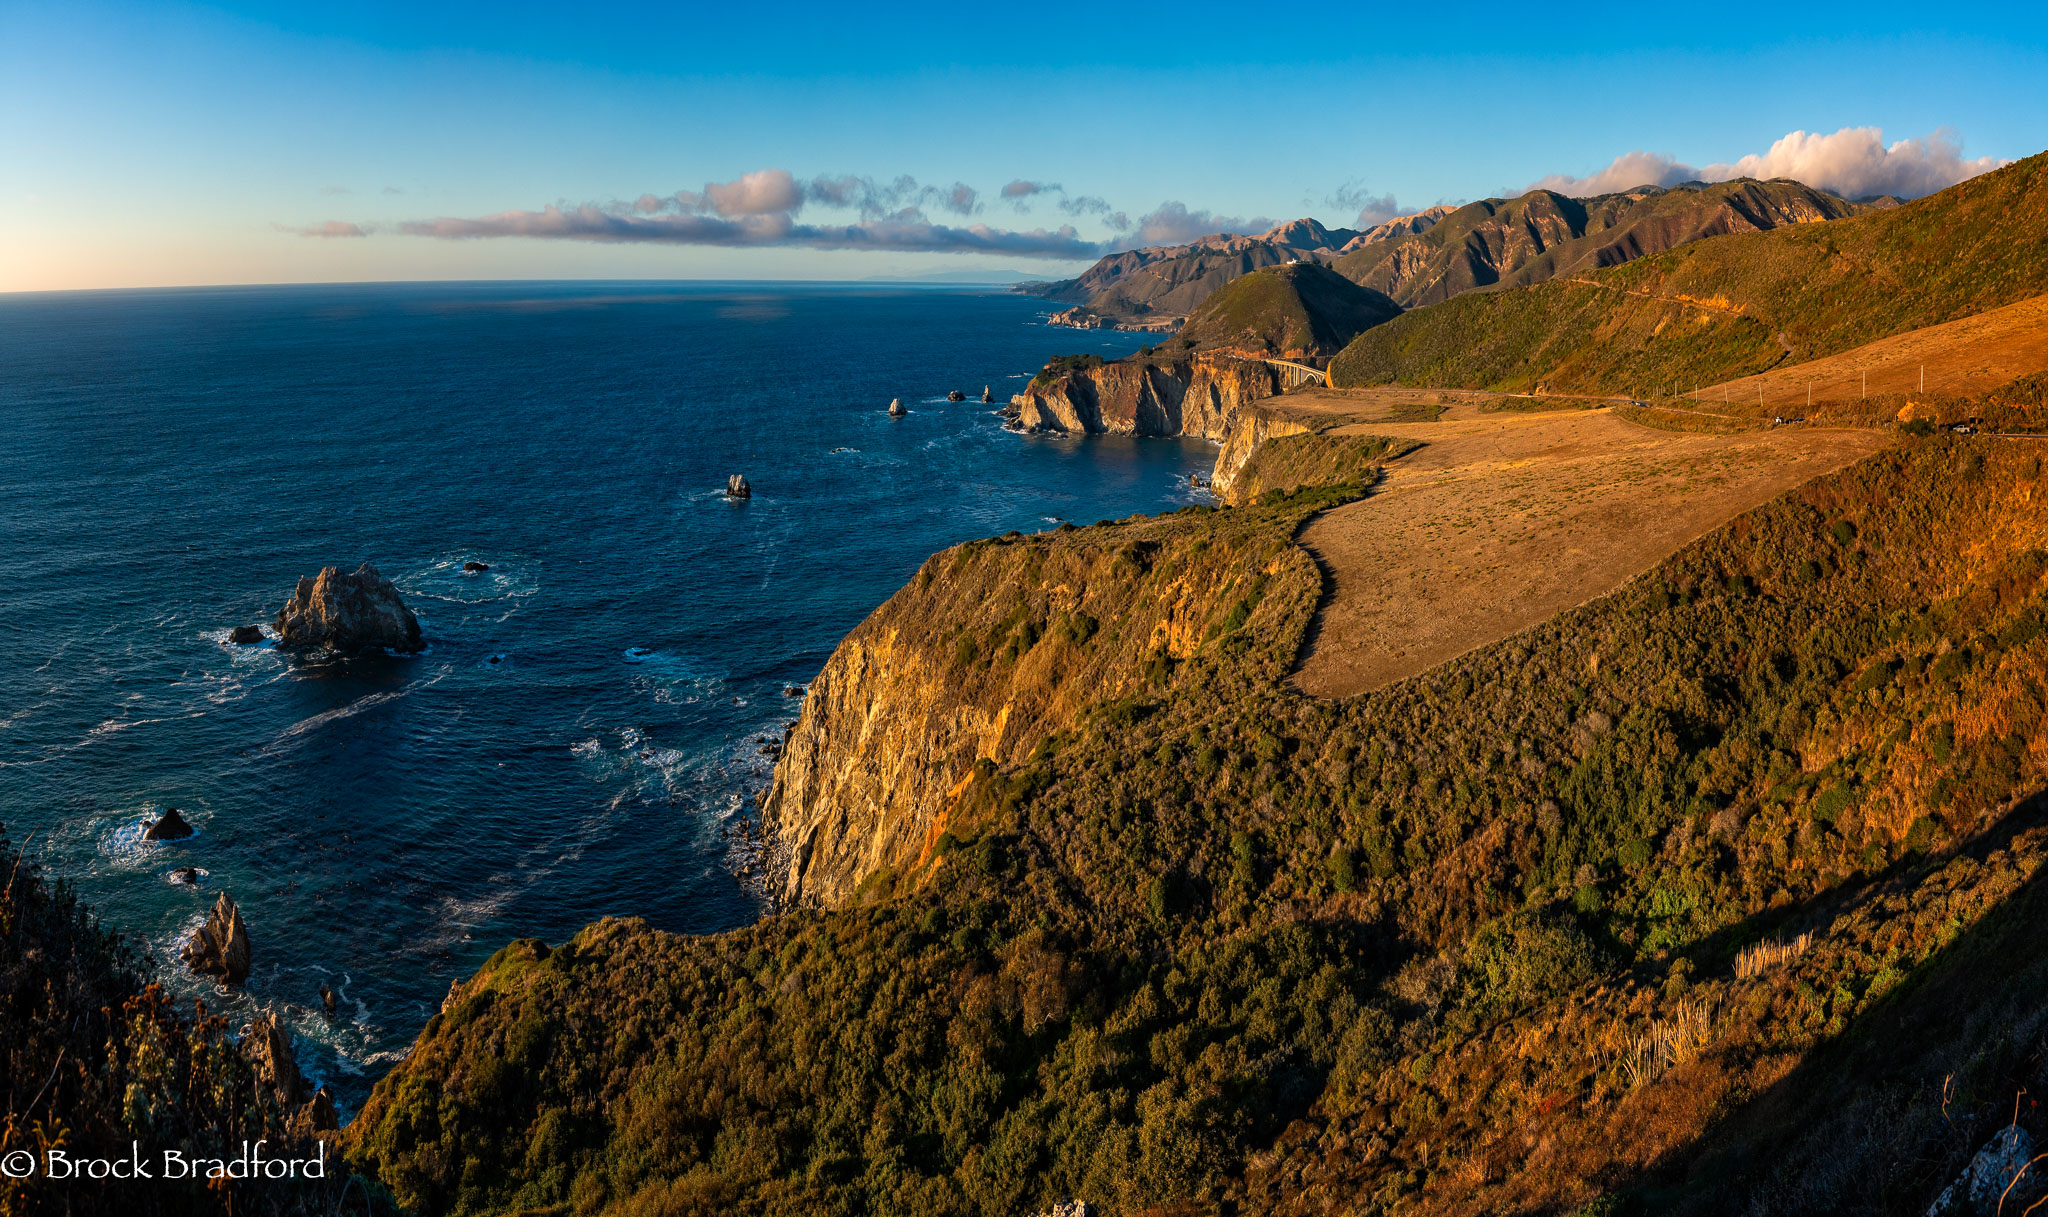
[1332,152,2048,393]
[349,437,2048,1217]
[1225,434,1419,505]
[1175,264,1402,358]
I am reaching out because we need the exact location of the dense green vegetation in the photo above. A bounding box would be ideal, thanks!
[1029,353,1105,387]
[1174,264,1400,359]
[351,435,2048,1216]
[1333,152,2048,393]
[0,833,390,1217]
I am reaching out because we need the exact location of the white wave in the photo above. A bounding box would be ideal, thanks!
[274,689,406,742]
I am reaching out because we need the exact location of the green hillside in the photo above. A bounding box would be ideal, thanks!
[349,437,2048,1217]
[1175,263,1402,358]
[1331,152,2048,392]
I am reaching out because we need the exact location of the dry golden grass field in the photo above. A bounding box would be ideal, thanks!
[1694,292,2048,410]
[1263,390,1894,696]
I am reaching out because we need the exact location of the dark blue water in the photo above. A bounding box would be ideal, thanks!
[0,281,1209,1109]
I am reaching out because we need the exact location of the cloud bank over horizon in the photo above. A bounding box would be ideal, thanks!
[1526,127,2007,200]
[390,167,1283,258]
[397,168,1111,256]
[333,126,2010,264]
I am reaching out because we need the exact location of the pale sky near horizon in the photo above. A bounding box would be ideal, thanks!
[3,1,2046,292]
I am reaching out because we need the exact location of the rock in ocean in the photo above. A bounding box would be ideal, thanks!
[727,473,752,499]
[182,891,251,984]
[947,389,966,402]
[244,1010,339,1133]
[981,385,993,402]
[143,807,195,840]
[888,398,906,417]
[462,560,491,573]
[227,625,264,645]
[273,562,424,654]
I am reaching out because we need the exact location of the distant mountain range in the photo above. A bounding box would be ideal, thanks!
[862,268,1047,284]
[1021,179,1873,327]
[1330,151,2048,393]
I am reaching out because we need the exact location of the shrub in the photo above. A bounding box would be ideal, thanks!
[1463,909,1606,1012]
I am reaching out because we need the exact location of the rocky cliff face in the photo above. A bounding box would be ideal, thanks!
[1335,179,1862,308]
[760,506,1311,907]
[1005,352,1303,446]
[1210,405,1322,501]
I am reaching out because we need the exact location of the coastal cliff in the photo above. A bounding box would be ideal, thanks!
[1005,352,1287,441]
[349,439,2048,1217]
[759,495,1334,908]
[1209,402,1321,499]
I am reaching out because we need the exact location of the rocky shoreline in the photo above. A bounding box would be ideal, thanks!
[1045,305,1180,333]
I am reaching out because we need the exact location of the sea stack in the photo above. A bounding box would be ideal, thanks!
[888,398,906,417]
[947,389,966,402]
[727,474,752,499]
[143,807,195,840]
[981,385,993,403]
[273,563,424,654]
[182,891,251,984]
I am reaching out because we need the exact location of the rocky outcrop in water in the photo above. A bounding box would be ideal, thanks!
[182,891,250,983]
[227,625,264,645]
[463,560,491,573]
[274,562,424,654]
[888,398,907,417]
[727,474,751,500]
[144,807,195,840]
[245,1011,339,1134]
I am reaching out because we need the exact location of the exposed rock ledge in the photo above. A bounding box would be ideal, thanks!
[1005,353,1324,499]
[1047,306,1181,333]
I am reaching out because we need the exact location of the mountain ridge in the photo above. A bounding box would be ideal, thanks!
[1024,179,1866,330]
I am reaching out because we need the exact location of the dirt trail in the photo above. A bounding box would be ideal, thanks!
[1283,397,1891,697]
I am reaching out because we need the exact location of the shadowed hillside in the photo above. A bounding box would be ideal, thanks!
[1174,263,1402,360]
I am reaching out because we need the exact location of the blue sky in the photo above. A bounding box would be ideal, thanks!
[3,1,2044,290]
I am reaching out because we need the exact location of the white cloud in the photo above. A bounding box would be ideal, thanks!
[1132,201,1275,246]
[703,168,803,216]
[399,204,1099,257]
[1326,183,1406,226]
[285,220,371,238]
[1526,127,2009,200]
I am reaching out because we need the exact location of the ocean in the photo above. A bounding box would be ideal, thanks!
[0,281,1211,1110]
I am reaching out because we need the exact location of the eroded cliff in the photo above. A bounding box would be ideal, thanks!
[759,493,1339,907]
[1005,352,1285,441]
